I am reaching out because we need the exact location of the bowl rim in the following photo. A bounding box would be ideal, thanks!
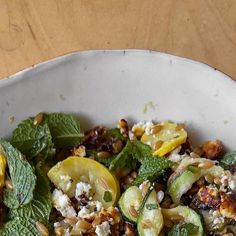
[0,49,235,87]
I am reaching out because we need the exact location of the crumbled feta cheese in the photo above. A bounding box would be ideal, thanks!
[63,228,70,236]
[54,222,61,228]
[132,121,154,135]
[229,175,236,191]
[95,201,103,212]
[60,175,72,191]
[157,190,164,203]
[95,221,111,236]
[128,131,136,141]
[167,146,182,162]
[52,189,76,218]
[75,181,92,200]
[78,206,95,219]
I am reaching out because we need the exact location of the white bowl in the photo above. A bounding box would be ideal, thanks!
[0,50,236,150]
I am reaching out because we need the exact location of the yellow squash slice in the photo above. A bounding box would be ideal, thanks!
[141,121,187,156]
[48,156,120,208]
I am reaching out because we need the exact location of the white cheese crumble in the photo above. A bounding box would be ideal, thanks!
[75,181,92,200]
[95,221,111,236]
[52,189,76,218]
[167,146,182,162]
[60,175,72,191]
[157,190,164,203]
[78,206,95,219]
[77,200,103,219]
[132,121,154,135]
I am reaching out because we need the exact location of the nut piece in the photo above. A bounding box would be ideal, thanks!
[73,145,86,157]
[33,112,44,126]
[202,140,224,159]
[220,192,236,221]
[124,222,136,236]
[117,119,129,136]
[198,160,214,169]
[36,221,49,236]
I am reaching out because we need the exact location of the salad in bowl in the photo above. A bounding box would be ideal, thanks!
[0,112,236,236]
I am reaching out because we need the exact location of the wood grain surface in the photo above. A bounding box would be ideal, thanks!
[0,0,236,80]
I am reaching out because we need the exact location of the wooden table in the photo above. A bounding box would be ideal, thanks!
[0,0,236,80]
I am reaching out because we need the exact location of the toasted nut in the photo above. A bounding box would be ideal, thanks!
[36,221,49,236]
[73,146,86,157]
[55,226,65,236]
[124,222,136,236]
[92,216,102,226]
[205,174,214,183]
[64,217,78,225]
[117,119,128,129]
[97,151,111,159]
[128,205,138,218]
[5,179,13,190]
[133,127,145,137]
[150,125,162,134]
[76,220,92,230]
[130,171,137,179]
[198,160,214,169]
[141,219,152,228]
[19,153,25,160]
[113,140,123,154]
[140,181,149,197]
[175,123,185,131]
[33,112,44,126]
[154,140,164,150]
[202,140,224,159]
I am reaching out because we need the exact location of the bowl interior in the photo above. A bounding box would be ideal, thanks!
[0,50,236,150]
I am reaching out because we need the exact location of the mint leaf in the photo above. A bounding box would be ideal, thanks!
[109,141,134,171]
[44,113,83,148]
[3,189,20,209]
[9,166,52,224]
[133,157,173,185]
[10,118,52,158]
[107,128,127,141]
[131,140,153,163]
[87,150,116,168]
[220,151,236,170]
[0,140,36,206]
[168,223,199,236]
[0,218,40,236]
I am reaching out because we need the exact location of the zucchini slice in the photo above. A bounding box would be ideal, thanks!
[118,186,143,223]
[162,206,204,236]
[168,168,202,204]
[137,190,164,236]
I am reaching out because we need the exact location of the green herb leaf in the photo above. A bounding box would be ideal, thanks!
[133,157,173,185]
[220,151,236,170]
[146,203,158,210]
[109,141,135,171]
[0,140,36,206]
[10,118,52,158]
[3,189,20,209]
[9,166,52,224]
[131,140,153,163]
[87,150,116,168]
[0,218,40,236]
[103,191,112,202]
[44,113,83,148]
[107,128,127,141]
[167,223,199,236]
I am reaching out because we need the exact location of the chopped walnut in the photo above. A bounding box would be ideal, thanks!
[202,140,224,159]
